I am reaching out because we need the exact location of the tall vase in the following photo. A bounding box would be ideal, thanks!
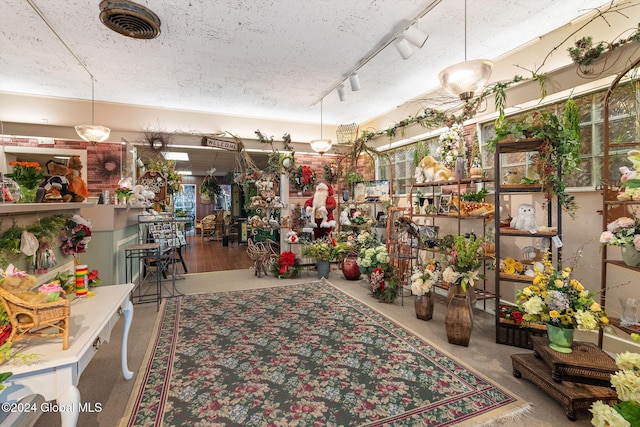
[18,185,38,203]
[414,293,434,321]
[316,261,330,279]
[621,245,640,268]
[445,293,473,346]
[341,253,361,280]
[546,323,575,353]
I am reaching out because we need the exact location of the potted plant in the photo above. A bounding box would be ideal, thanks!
[200,175,221,203]
[302,237,347,279]
[600,215,640,267]
[410,259,441,320]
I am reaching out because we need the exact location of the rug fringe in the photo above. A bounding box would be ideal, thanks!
[458,402,533,426]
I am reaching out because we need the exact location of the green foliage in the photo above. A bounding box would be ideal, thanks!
[302,238,348,262]
[413,140,430,167]
[452,234,484,273]
[461,188,489,202]
[568,36,606,67]
[200,175,221,200]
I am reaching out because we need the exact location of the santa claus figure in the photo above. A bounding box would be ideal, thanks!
[304,182,337,239]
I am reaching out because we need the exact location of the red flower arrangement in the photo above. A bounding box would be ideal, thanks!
[60,214,93,256]
[271,251,302,279]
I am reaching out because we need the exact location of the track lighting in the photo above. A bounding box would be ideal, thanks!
[349,74,360,91]
[395,38,414,60]
[337,84,347,101]
[404,25,428,48]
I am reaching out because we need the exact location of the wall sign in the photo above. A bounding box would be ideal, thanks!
[201,136,238,151]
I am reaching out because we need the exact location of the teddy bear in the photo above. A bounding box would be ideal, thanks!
[414,156,453,183]
[43,160,84,202]
[66,156,89,200]
[510,203,538,234]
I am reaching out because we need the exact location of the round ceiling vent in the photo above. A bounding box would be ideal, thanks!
[99,1,161,40]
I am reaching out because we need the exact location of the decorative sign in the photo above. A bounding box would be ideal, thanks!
[201,136,238,151]
[138,171,167,202]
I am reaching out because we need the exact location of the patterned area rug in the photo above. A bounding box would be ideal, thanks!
[123,282,527,426]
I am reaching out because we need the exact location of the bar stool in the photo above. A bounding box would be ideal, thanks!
[125,242,162,311]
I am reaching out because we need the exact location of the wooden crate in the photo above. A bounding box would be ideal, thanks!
[497,319,547,349]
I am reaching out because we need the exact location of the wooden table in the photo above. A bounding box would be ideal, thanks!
[0,284,134,427]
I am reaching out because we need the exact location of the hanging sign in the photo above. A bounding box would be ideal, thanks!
[201,136,238,151]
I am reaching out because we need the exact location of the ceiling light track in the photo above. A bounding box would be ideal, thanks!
[317,0,444,105]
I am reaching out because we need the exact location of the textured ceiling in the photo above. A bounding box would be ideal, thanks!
[0,0,619,129]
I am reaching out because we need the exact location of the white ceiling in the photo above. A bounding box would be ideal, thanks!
[0,0,620,129]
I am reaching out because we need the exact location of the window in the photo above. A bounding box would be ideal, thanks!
[479,81,640,189]
[377,136,440,195]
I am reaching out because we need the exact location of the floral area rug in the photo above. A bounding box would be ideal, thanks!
[123,282,526,426]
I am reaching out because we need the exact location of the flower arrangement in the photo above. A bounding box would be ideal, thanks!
[590,342,640,427]
[88,269,102,287]
[345,208,375,227]
[38,282,63,302]
[356,244,390,276]
[234,171,262,187]
[435,123,466,169]
[270,251,302,279]
[6,161,44,189]
[60,214,93,256]
[500,257,531,277]
[302,237,347,263]
[289,165,316,192]
[368,265,399,304]
[600,216,640,250]
[410,259,441,295]
[516,250,609,330]
[441,234,484,292]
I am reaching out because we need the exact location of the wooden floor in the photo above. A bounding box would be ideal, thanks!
[179,232,253,273]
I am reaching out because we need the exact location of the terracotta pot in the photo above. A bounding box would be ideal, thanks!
[341,254,361,280]
[414,293,434,321]
[445,294,474,346]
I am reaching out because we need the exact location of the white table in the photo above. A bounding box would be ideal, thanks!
[0,284,134,427]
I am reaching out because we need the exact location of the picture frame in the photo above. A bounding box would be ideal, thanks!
[439,194,452,213]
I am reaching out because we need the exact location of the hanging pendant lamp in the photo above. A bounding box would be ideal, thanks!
[75,78,111,145]
[310,99,332,155]
[438,0,493,101]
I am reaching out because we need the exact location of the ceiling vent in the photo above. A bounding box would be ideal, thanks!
[99,1,161,40]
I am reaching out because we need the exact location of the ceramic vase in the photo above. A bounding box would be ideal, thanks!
[341,254,361,280]
[445,293,473,346]
[414,293,434,321]
[546,323,575,353]
[316,261,330,279]
[621,244,640,268]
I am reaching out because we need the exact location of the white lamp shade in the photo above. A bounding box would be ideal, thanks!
[438,59,493,100]
[404,26,428,48]
[395,38,413,60]
[75,124,111,144]
[310,138,332,155]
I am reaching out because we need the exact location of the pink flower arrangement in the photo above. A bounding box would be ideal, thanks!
[600,216,640,249]
[38,282,63,302]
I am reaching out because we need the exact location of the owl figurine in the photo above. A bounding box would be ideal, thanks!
[510,203,538,234]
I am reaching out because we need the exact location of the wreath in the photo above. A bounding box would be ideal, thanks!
[289,165,316,192]
[270,251,302,279]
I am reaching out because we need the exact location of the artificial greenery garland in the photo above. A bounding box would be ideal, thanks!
[0,214,68,266]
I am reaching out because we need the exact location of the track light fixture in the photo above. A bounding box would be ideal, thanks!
[395,38,414,60]
[349,74,360,91]
[404,25,428,48]
[337,84,347,101]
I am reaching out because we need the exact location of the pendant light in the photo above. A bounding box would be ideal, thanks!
[75,78,111,145]
[438,0,493,101]
[309,98,332,155]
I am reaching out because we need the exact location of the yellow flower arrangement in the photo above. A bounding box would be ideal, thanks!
[502,257,525,275]
[516,250,608,330]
